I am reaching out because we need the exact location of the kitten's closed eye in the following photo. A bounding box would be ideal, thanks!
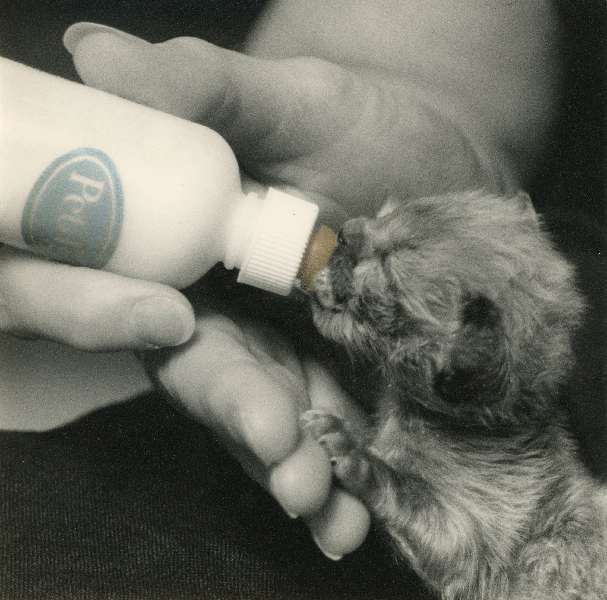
[336,224,367,254]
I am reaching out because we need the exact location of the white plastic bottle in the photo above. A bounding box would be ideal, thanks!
[0,57,337,294]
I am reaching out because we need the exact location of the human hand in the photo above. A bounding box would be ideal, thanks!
[142,311,371,559]
[63,15,528,229]
[0,244,195,351]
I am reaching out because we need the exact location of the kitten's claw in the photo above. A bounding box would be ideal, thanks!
[301,409,345,438]
[301,410,369,492]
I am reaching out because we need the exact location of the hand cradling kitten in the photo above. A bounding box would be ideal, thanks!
[304,190,607,600]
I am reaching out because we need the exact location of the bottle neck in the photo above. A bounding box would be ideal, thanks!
[223,187,320,296]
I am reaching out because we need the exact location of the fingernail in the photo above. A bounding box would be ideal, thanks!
[63,22,152,55]
[285,509,299,520]
[129,297,194,347]
[312,534,343,561]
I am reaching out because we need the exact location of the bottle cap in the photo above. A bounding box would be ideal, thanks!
[298,225,339,291]
[237,187,319,295]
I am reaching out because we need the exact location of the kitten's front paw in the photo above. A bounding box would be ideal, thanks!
[301,410,352,450]
[301,410,370,495]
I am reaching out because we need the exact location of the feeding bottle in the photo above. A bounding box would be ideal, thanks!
[0,57,337,294]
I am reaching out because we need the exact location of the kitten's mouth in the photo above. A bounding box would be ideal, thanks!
[313,268,338,309]
[313,267,353,311]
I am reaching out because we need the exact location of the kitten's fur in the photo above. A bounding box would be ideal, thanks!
[303,190,607,600]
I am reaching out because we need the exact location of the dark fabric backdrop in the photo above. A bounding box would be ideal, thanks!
[0,1,604,599]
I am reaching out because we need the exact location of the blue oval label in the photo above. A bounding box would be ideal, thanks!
[22,148,123,268]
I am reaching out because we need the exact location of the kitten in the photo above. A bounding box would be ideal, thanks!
[303,190,607,600]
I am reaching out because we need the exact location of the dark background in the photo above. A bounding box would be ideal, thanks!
[0,1,605,599]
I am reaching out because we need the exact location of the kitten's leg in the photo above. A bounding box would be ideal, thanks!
[301,409,437,566]
[301,409,505,600]
[301,410,436,524]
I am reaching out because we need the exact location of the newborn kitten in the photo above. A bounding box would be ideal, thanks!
[303,190,607,600]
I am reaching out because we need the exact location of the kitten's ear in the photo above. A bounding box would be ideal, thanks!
[434,296,511,406]
[377,194,400,218]
[512,191,539,226]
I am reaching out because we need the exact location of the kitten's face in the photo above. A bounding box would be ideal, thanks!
[313,192,516,358]
[311,191,581,416]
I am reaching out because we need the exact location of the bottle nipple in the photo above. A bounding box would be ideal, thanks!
[298,225,339,291]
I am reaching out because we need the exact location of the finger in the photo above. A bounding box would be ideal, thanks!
[307,488,371,560]
[303,357,368,429]
[302,358,372,557]
[231,321,338,516]
[0,246,194,351]
[209,421,332,519]
[62,23,384,219]
[64,23,367,162]
[154,313,303,465]
[151,313,335,516]
[268,435,332,517]
[64,23,513,213]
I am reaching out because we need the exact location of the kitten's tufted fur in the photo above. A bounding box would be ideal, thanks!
[303,190,607,600]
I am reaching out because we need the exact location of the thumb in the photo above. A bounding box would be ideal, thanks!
[64,23,509,217]
[63,23,369,165]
